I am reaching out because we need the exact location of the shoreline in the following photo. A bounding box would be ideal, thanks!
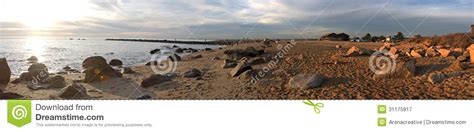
[1,40,473,99]
[106,38,221,45]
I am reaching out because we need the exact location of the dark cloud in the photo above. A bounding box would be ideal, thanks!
[1,0,473,39]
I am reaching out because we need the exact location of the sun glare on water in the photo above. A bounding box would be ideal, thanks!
[1,0,91,29]
[23,37,47,61]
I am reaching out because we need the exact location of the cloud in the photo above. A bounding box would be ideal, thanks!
[0,0,473,38]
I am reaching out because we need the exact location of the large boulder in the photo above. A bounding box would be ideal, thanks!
[437,49,452,57]
[373,59,416,79]
[43,75,67,88]
[0,58,11,85]
[183,69,202,78]
[26,56,38,63]
[150,49,161,54]
[428,71,467,84]
[243,47,258,57]
[141,74,172,88]
[345,46,373,56]
[28,63,49,83]
[288,74,324,89]
[59,83,89,99]
[168,54,182,62]
[109,59,123,66]
[175,48,184,53]
[82,56,120,83]
[82,56,107,68]
[230,59,252,77]
[410,50,423,58]
[425,47,440,57]
[248,57,266,65]
[468,44,474,63]
[222,59,238,68]
[446,61,467,71]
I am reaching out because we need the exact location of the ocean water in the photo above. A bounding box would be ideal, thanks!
[0,38,220,76]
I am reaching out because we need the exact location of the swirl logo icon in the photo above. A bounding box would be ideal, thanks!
[368,50,397,75]
[7,100,32,127]
[149,53,178,74]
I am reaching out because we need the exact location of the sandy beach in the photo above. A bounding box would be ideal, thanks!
[1,40,473,99]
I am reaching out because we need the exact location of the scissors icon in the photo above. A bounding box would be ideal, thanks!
[303,100,324,114]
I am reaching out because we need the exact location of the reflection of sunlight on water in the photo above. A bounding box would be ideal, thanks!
[23,37,47,62]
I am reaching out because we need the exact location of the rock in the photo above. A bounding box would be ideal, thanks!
[257,48,265,55]
[446,61,467,71]
[0,58,11,85]
[230,59,252,77]
[410,50,423,58]
[82,56,119,83]
[345,46,373,56]
[183,69,202,78]
[437,49,451,57]
[175,48,184,53]
[222,59,238,68]
[82,56,107,68]
[43,75,67,88]
[425,47,440,57]
[288,74,324,89]
[59,83,89,99]
[26,56,38,62]
[238,69,256,80]
[63,66,72,70]
[121,67,136,74]
[204,48,212,51]
[109,59,123,66]
[468,44,474,63]
[0,92,24,99]
[212,57,220,60]
[163,73,178,78]
[168,54,182,62]
[243,47,258,57]
[428,71,467,84]
[191,54,203,59]
[428,73,446,84]
[457,51,470,62]
[150,49,161,54]
[136,95,152,99]
[388,47,400,55]
[248,57,266,65]
[18,72,33,81]
[141,74,172,88]
[28,63,49,83]
[336,45,342,48]
[373,59,416,79]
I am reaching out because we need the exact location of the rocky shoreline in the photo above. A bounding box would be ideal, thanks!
[1,40,473,99]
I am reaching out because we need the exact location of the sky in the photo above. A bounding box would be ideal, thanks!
[0,0,473,39]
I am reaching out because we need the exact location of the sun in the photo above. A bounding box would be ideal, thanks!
[2,0,91,29]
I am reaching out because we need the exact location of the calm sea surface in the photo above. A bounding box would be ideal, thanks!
[0,38,219,76]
